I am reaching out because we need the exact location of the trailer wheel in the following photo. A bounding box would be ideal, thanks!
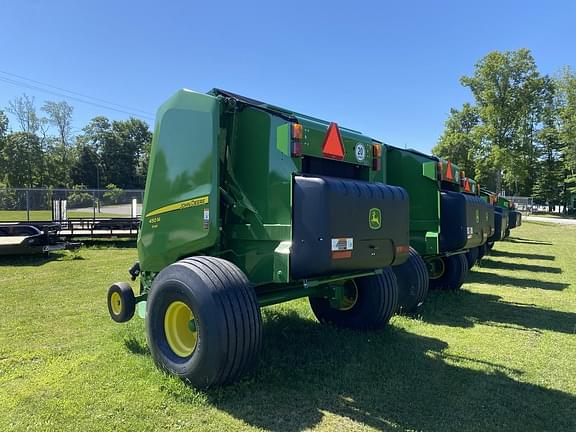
[146,256,262,388]
[393,247,429,315]
[465,247,479,270]
[428,254,468,291]
[309,268,398,329]
[107,282,135,323]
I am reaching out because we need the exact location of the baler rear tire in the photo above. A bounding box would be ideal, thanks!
[309,268,398,329]
[465,247,479,270]
[393,247,429,315]
[429,254,468,291]
[477,244,487,261]
[486,241,495,251]
[145,256,262,388]
[505,228,511,238]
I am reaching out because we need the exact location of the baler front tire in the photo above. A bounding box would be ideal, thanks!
[309,268,398,329]
[393,247,429,315]
[146,256,262,388]
[107,282,135,323]
[429,254,468,291]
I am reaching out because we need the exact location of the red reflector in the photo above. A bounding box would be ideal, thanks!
[332,250,352,260]
[446,161,454,181]
[372,158,381,171]
[322,122,345,160]
[395,245,410,254]
[291,140,302,157]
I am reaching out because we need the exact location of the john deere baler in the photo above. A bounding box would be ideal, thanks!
[107,89,411,387]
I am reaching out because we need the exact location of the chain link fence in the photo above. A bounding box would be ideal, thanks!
[0,188,144,222]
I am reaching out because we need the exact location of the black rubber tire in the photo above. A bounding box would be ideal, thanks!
[146,256,262,388]
[505,228,511,238]
[107,282,136,323]
[486,241,495,251]
[465,247,479,270]
[429,254,469,291]
[477,244,487,261]
[309,268,398,329]
[393,247,429,315]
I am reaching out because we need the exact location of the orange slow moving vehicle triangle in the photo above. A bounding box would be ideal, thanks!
[445,160,454,181]
[322,122,345,160]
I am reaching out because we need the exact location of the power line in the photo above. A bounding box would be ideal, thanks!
[0,70,155,121]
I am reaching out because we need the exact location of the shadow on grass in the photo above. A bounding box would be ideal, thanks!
[0,251,75,267]
[124,337,149,356]
[478,258,562,274]
[489,250,555,261]
[423,290,576,334]
[195,310,576,432]
[81,239,137,249]
[466,270,569,291]
[505,238,553,246]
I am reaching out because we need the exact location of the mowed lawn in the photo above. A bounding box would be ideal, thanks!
[0,222,575,432]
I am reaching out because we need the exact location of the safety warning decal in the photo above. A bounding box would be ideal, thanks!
[203,208,210,229]
[331,238,353,259]
[467,226,473,239]
[332,238,353,251]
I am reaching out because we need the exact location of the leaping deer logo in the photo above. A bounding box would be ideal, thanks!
[369,208,381,230]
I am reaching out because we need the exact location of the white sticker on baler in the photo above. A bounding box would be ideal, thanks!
[331,238,354,251]
[467,226,473,238]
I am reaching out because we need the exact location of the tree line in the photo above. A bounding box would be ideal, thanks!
[433,49,576,210]
[0,94,152,191]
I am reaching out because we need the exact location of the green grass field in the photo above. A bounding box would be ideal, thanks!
[1,222,575,431]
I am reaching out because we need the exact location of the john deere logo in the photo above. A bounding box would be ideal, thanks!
[475,209,480,224]
[369,208,381,230]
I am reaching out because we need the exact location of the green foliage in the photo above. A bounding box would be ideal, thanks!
[67,186,94,208]
[102,183,123,204]
[1,94,152,190]
[437,50,575,209]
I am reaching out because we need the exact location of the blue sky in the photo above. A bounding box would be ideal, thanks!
[1,0,574,153]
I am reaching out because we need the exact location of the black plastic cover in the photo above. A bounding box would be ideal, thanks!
[439,191,467,252]
[291,175,409,279]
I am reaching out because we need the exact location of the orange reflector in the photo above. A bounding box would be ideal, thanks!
[291,123,303,140]
[372,143,382,158]
[322,122,345,160]
[395,245,410,254]
[464,177,471,192]
[445,160,454,181]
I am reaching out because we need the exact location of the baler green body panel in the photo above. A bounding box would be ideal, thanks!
[138,88,410,289]
[385,148,442,256]
[138,90,220,271]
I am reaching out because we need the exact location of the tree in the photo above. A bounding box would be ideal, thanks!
[460,49,544,194]
[6,94,45,134]
[1,132,44,187]
[432,103,480,177]
[555,67,576,205]
[42,101,74,186]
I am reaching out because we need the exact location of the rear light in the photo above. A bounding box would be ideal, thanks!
[372,143,382,171]
[291,123,303,157]
[437,160,443,181]
[291,141,302,157]
[291,123,303,140]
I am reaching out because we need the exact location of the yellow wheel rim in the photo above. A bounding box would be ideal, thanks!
[164,301,197,358]
[110,292,122,315]
[336,280,359,311]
